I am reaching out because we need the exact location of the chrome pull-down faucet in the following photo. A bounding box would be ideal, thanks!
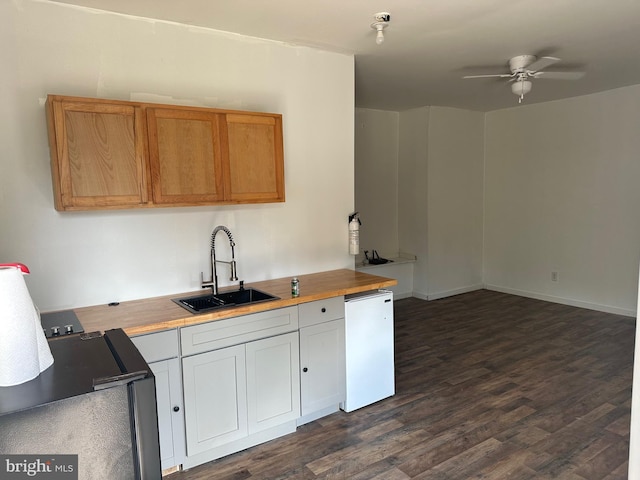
[201,225,238,295]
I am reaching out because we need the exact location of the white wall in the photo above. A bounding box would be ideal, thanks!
[0,0,355,310]
[426,107,484,299]
[354,108,399,258]
[396,107,484,299]
[358,89,640,314]
[398,108,430,294]
[356,261,414,299]
[484,85,640,315]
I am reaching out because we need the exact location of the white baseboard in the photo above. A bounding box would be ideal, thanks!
[393,292,413,300]
[296,405,340,427]
[484,284,635,317]
[406,283,635,317]
[425,284,484,301]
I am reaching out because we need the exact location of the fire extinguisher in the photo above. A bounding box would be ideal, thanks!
[348,213,360,255]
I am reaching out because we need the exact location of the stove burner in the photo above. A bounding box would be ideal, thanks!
[40,310,84,339]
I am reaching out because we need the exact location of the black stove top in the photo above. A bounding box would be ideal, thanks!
[40,310,84,338]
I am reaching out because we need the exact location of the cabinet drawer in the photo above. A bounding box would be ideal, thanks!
[131,329,179,363]
[181,306,298,356]
[298,296,345,328]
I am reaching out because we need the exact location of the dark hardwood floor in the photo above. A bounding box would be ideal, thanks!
[168,289,635,479]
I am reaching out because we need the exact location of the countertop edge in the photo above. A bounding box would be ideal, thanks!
[71,269,397,337]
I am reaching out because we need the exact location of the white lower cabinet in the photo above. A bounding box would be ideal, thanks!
[299,319,345,417]
[246,332,300,433]
[181,330,300,464]
[130,329,185,471]
[297,297,346,425]
[182,344,247,456]
[131,298,348,470]
[149,358,186,470]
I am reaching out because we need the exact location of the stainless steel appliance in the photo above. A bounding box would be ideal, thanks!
[0,328,162,479]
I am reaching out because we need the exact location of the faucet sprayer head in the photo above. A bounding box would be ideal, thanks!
[211,225,236,250]
[230,260,238,281]
[208,225,239,291]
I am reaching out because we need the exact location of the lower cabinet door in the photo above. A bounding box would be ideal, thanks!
[149,358,185,470]
[246,332,300,434]
[299,319,346,416]
[182,344,248,456]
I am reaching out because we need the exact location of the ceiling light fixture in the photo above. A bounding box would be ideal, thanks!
[511,78,532,103]
[371,12,391,45]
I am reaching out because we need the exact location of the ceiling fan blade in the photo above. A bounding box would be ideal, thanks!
[533,71,585,80]
[463,73,513,79]
[526,56,560,72]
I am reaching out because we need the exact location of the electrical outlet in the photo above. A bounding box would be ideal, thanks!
[551,271,559,282]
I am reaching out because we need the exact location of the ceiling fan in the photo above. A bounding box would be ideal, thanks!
[463,55,585,103]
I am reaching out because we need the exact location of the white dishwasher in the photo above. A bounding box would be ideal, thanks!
[341,289,395,412]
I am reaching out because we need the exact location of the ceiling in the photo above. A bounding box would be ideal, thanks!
[51,0,640,112]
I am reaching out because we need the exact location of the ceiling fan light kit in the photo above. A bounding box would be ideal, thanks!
[463,54,585,104]
[512,79,532,103]
[371,12,390,45]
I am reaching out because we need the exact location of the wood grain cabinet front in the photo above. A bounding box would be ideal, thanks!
[46,96,149,210]
[224,113,284,203]
[146,108,225,206]
[45,95,285,210]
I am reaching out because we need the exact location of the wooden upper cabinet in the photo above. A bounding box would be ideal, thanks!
[46,96,148,210]
[45,95,285,210]
[146,108,224,205]
[224,114,285,203]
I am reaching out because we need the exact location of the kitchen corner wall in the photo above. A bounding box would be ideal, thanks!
[0,0,354,310]
[398,107,484,299]
[357,106,484,300]
[354,108,399,257]
[425,107,484,299]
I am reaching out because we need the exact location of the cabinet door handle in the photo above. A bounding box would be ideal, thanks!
[173,406,180,412]
[321,308,326,313]
[302,367,308,372]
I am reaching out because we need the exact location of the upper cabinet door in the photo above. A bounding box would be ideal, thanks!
[223,114,285,203]
[45,95,285,210]
[46,96,148,210]
[146,108,225,205]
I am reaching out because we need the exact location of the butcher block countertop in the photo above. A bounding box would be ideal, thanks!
[73,269,397,336]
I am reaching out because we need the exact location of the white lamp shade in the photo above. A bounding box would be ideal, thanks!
[512,80,532,96]
[0,268,54,386]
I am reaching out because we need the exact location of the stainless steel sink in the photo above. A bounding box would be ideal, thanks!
[173,288,279,314]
